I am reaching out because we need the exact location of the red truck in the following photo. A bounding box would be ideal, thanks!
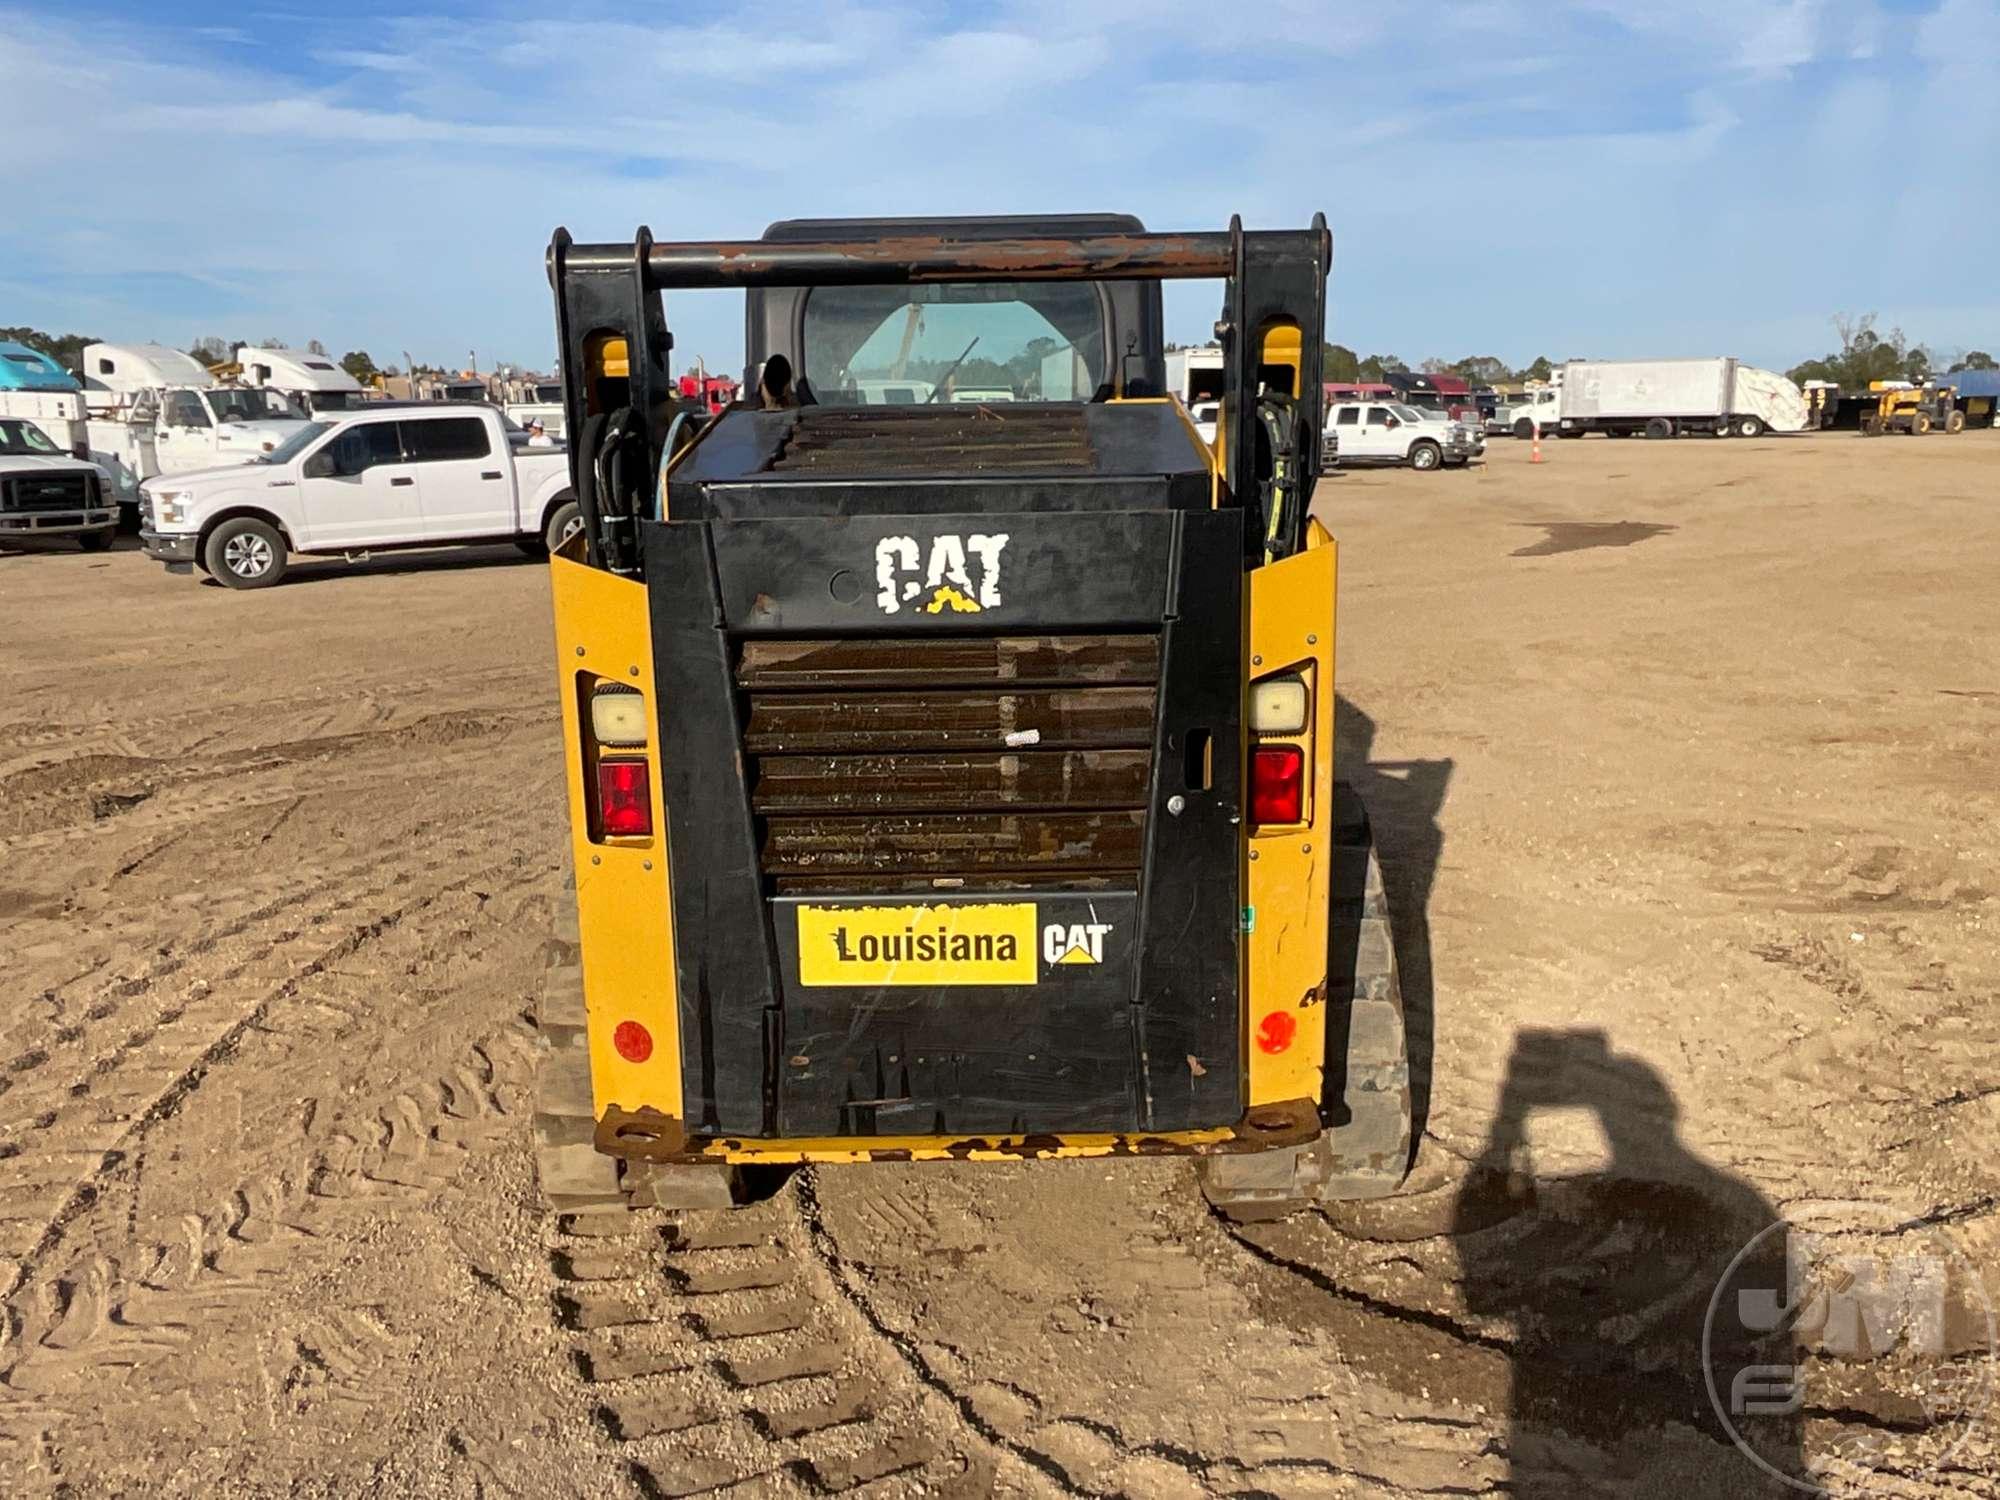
[1386,372,1480,422]
[677,373,740,414]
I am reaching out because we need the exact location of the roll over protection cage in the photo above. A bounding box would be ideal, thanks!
[544,215,1331,570]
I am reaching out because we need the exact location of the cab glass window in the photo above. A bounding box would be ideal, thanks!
[165,391,211,428]
[327,421,403,474]
[1335,407,1359,426]
[803,282,1107,405]
[1366,406,1394,425]
[401,417,490,462]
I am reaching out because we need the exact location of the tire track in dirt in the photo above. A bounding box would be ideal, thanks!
[0,706,543,842]
[541,1189,1004,1498]
[796,1171,1373,1498]
[0,661,534,759]
[0,801,531,1162]
[0,810,551,1305]
[0,860,557,1429]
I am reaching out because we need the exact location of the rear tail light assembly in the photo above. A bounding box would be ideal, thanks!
[582,679,654,842]
[1248,667,1313,830]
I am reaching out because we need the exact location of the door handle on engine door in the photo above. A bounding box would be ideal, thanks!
[390,477,415,487]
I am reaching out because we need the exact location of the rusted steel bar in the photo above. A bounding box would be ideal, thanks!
[563,233,1236,289]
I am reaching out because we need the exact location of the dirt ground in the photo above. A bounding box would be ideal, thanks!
[2,431,1997,1498]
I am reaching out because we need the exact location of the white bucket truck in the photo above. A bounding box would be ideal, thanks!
[81,343,311,504]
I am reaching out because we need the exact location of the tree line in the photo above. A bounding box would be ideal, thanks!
[11,318,1993,394]
[1782,314,1991,389]
[1,326,396,385]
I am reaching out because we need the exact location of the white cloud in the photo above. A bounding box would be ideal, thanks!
[0,0,1992,374]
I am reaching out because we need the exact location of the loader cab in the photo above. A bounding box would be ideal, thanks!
[746,215,1167,407]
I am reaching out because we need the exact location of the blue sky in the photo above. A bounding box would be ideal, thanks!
[3,0,1994,377]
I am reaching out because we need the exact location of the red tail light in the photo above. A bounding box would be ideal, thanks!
[1249,745,1304,826]
[596,758,653,837]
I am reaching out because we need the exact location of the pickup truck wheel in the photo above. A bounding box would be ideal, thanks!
[203,517,287,589]
[1407,440,1442,471]
[1512,418,1534,441]
[543,498,582,555]
[1734,415,1765,438]
[77,527,115,553]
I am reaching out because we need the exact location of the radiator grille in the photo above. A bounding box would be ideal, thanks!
[4,472,92,512]
[736,634,1156,891]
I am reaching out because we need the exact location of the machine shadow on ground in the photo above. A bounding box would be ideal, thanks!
[1334,694,1449,1158]
[1450,1028,1797,1496]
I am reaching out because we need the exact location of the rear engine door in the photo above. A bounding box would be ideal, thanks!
[644,477,1246,1141]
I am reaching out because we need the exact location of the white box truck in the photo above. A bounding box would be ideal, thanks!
[1554,357,1808,439]
[1165,345,1225,406]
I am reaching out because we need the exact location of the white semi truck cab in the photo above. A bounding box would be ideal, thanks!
[234,345,370,416]
[0,340,92,459]
[81,343,311,503]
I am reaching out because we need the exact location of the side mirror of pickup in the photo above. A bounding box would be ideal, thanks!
[303,449,336,479]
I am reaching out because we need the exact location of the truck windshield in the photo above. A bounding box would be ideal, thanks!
[209,388,305,422]
[1391,404,1429,423]
[0,418,61,455]
[802,282,1107,405]
[259,421,331,465]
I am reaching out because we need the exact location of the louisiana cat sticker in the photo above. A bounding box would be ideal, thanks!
[874,533,1009,615]
[796,902,1037,986]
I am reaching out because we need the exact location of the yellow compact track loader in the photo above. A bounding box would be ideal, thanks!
[532,214,1410,1222]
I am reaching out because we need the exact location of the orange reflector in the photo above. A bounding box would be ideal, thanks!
[1256,1011,1297,1054]
[597,757,653,837]
[1249,745,1305,826]
[613,1020,653,1063]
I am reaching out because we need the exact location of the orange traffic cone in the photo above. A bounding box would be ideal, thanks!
[1531,424,1543,464]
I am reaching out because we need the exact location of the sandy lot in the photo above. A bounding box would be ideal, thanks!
[2,431,1997,1497]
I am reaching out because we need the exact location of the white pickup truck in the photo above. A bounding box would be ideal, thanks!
[1325,401,1480,470]
[0,418,120,550]
[139,404,575,588]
